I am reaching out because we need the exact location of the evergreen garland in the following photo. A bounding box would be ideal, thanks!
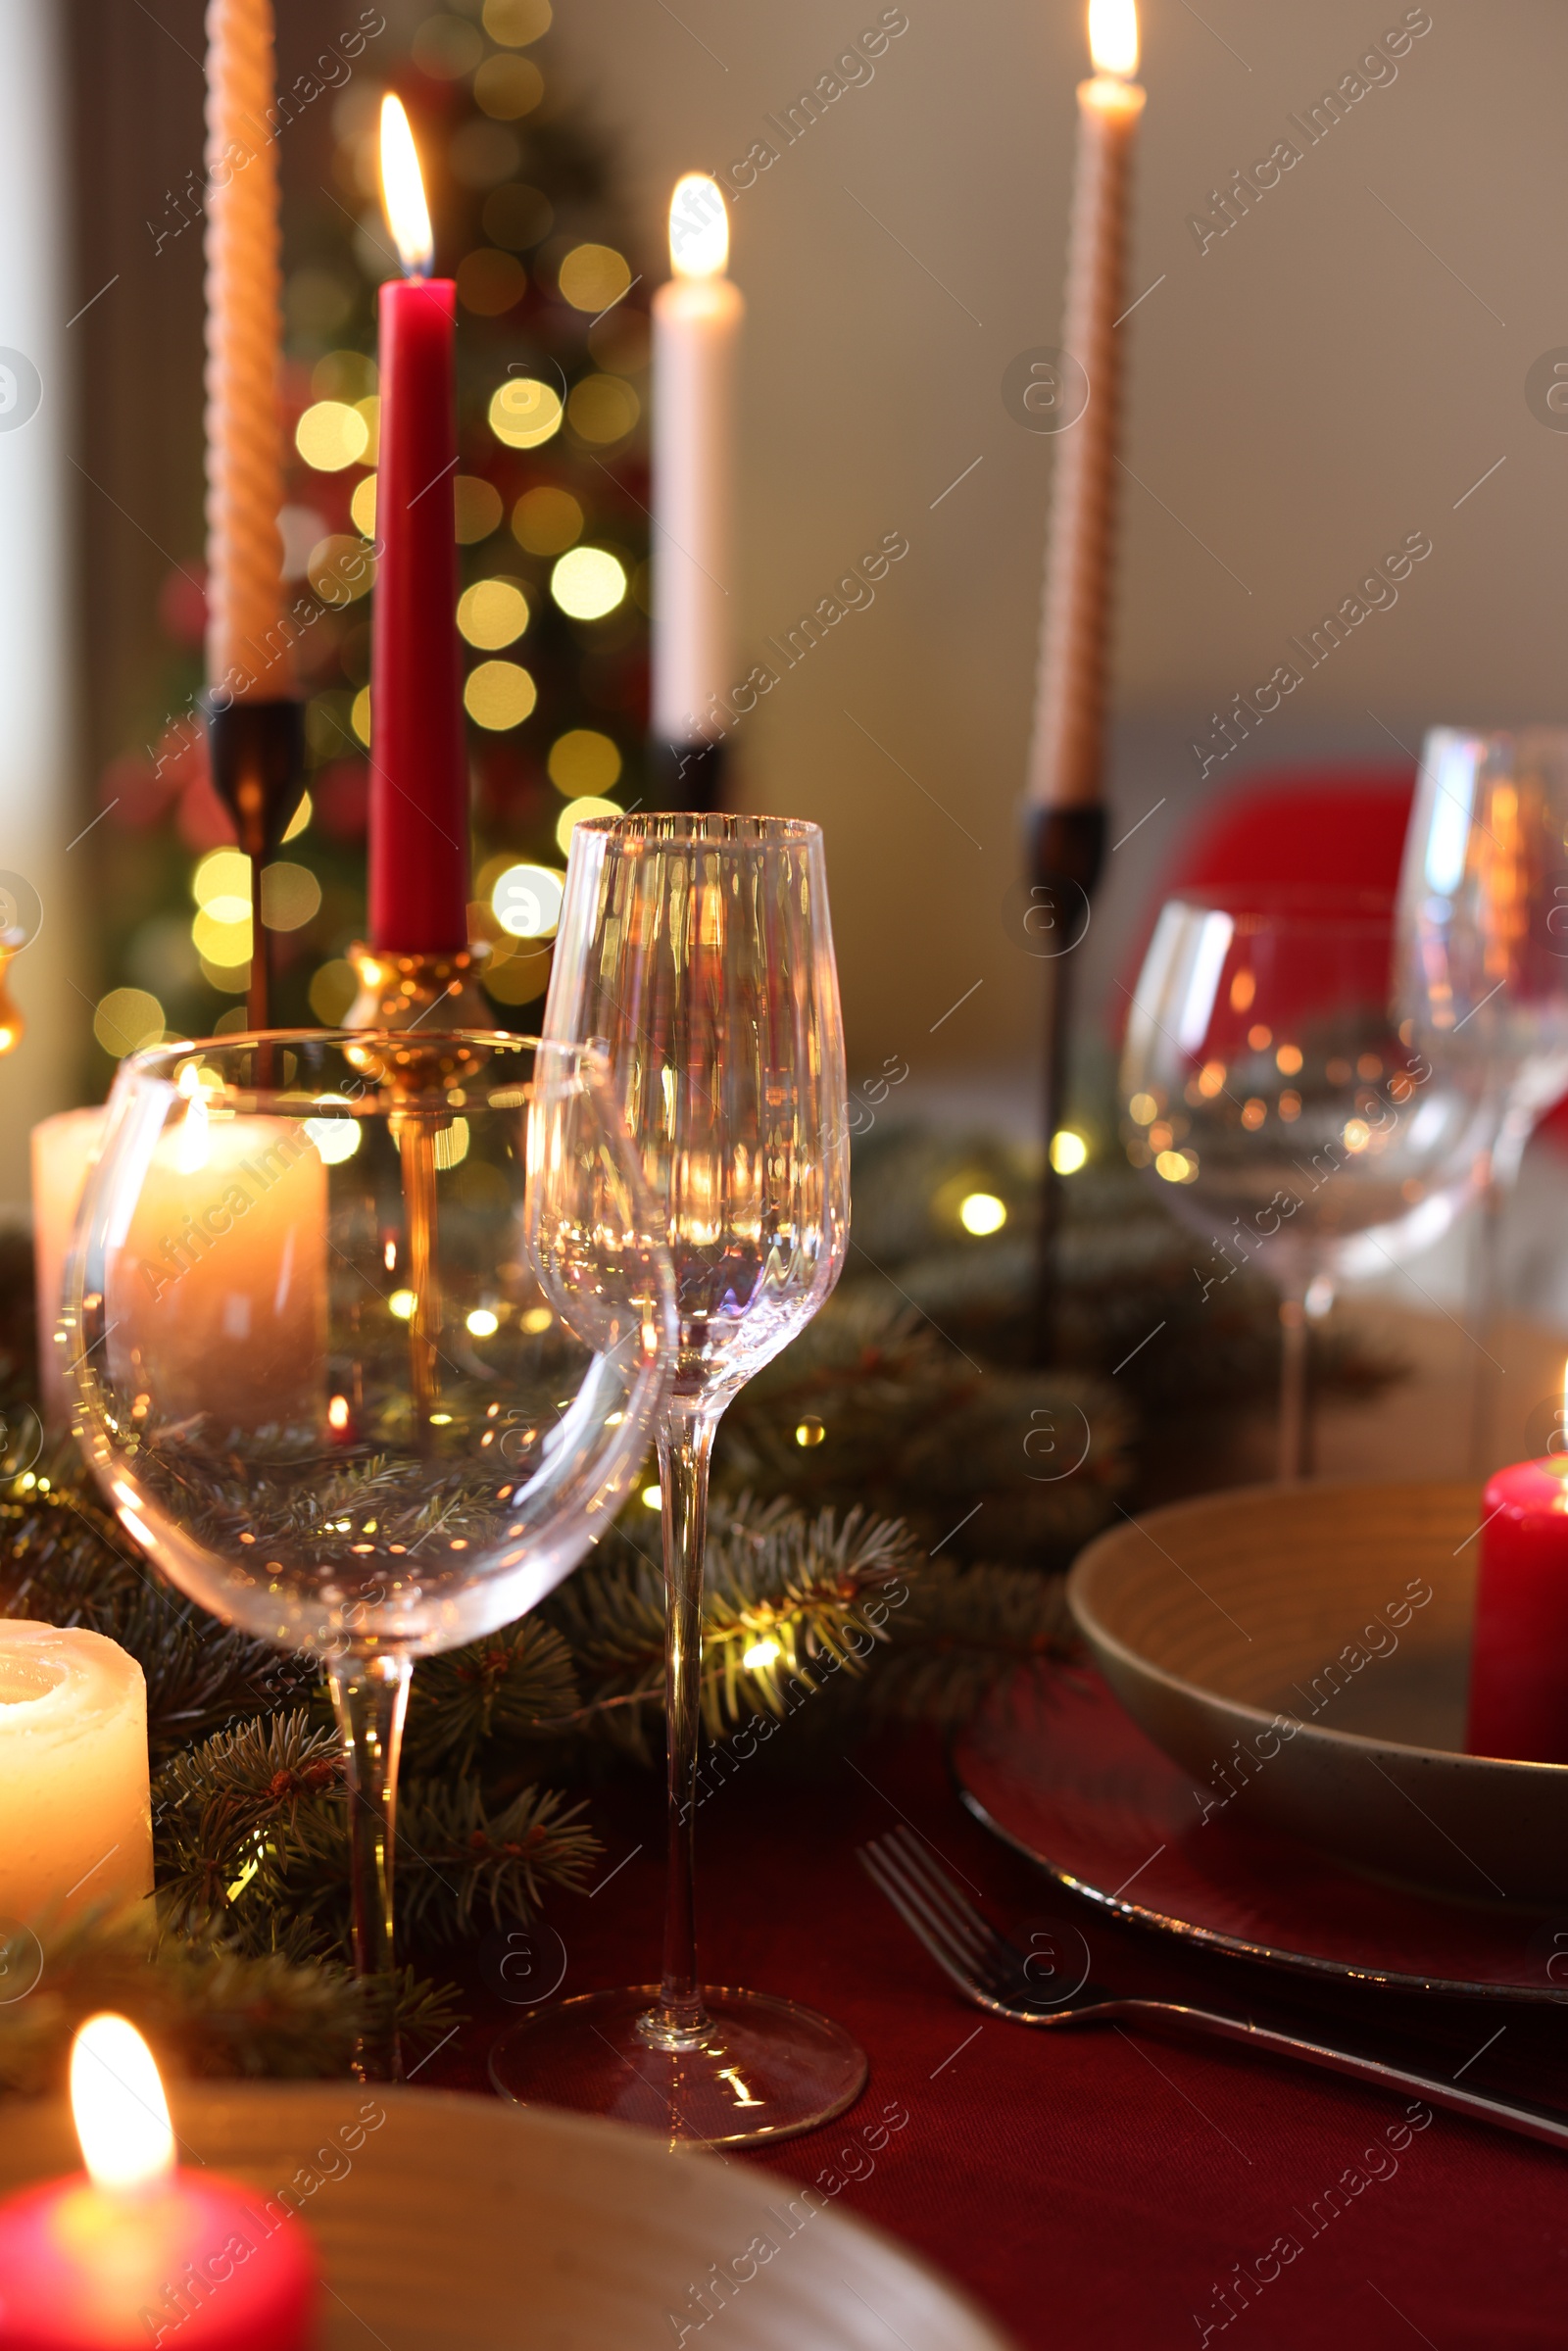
[0,1125,1404,2089]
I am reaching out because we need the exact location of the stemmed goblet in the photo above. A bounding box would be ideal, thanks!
[1396,727,1568,1467]
[491,812,866,2145]
[63,1031,675,2080]
[1120,891,1493,1480]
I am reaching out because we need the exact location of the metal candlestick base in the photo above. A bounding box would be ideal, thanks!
[1027,803,1106,1367]
[204,697,306,1033]
[647,740,726,814]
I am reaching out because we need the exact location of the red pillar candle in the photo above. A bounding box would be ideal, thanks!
[0,2014,317,2350]
[367,96,468,955]
[1466,1455,1568,1762]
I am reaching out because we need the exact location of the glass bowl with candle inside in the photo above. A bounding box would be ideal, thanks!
[60,1032,676,2078]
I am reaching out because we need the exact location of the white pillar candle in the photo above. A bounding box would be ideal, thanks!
[0,1623,152,1928]
[105,1108,328,1435]
[652,174,745,748]
[31,1105,109,1432]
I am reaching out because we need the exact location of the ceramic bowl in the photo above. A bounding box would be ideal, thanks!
[1067,1478,1568,1905]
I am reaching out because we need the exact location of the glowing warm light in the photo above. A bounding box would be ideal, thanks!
[551,546,626,619]
[1275,1044,1303,1076]
[489,378,564,449]
[282,792,313,843]
[641,1484,662,1510]
[556,796,619,855]
[548,728,621,799]
[327,1396,351,1431]
[743,1638,781,1670]
[513,485,582,554]
[71,2014,174,2191]
[193,849,251,912]
[389,1289,417,1320]
[794,1417,825,1448]
[520,1305,554,1334]
[1342,1119,1370,1153]
[433,1118,470,1169]
[458,577,529,649]
[567,374,640,444]
[465,659,537,730]
[305,1118,362,1164]
[92,989,165,1058]
[1088,0,1139,76]
[295,400,369,472]
[1127,1092,1158,1126]
[351,686,372,747]
[558,242,632,312]
[958,1191,1007,1236]
[466,1307,500,1337]
[1155,1149,1194,1182]
[261,862,322,931]
[1051,1129,1089,1175]
[668,173,728,277]
[1229,967,1255,1013]
[380,95,434,276]
[350,475,377,537]
[492,862,564,939]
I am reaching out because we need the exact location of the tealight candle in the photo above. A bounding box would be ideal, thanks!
[0,1625,152,1930]
[1467,1450,1568,1762]
[0,2013,318,2348]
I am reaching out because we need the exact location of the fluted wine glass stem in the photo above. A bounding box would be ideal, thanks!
[328,1649,414,2082]
[645,1399,719,2051]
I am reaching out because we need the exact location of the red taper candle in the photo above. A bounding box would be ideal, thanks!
[368,95,468,954]
[1467,1453,1568,1763]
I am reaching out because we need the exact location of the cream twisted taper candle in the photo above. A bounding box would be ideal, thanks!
[204,0,288,700]
[1025,7,1145,810]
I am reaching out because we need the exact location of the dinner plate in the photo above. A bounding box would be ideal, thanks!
[0,2083,1017,2351]
[954,1662,1568,2000]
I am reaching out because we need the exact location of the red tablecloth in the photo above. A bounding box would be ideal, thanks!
[430,1730,1567,2347]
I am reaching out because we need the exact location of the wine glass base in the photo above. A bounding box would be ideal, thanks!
[488,1984,868,2148]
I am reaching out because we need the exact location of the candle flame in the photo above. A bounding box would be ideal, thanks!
[668,172,728,278]
[71,2014,175,2192]
[1088,0,1139,75]
[379,95,434,277]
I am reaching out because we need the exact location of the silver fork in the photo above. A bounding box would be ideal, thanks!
[859,1826,1568,2155]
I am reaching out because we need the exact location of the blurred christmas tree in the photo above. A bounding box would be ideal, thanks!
[88,0,648,1083]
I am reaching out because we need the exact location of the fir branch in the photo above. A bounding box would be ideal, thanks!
[154,1710,345,1935]
[404,1618,579,1772]
[393,1779,600,1940]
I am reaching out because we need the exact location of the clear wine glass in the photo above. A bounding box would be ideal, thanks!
[1120,890,1494,1480]
[61,1030,675,2081]
[1396,727,1568,1466]
[490,812,866,2146]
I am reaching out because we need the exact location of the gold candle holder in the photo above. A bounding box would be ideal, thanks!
[343,942,495,1439]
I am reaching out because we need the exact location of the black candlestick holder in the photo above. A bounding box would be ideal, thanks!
[647,739,726,815]
[204,696,307,1032]
[1027,801,1106,1366]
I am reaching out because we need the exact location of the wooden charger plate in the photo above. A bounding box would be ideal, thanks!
[0,2084,1016,2351]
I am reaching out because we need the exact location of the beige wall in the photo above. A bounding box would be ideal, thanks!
[548,0,1568,1082]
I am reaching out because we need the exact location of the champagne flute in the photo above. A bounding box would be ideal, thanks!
[62,1031,674,2081]
[1121,891,1493,1479]
[490,813,867,2146]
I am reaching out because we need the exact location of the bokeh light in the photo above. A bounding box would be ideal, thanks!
[351,688,372,746]
[308,535,375,603]
[464,660,537,730]
[550,546,626,619]
[295,401,369,471]
[281,792,313,843]
[350,475,376,537]
[454,476,504,542]
[260,862,322,931]
[474,54,544,118]
[457,578,529,649]
[483,0,552,41]
[958,1191,1006,1236]
[192,906,252,967]
[489,378,563,450]
[192,849,251,916]
[555,795,619,854]
[412,13,482,75]
[566,375,639,444]
[354,396,380,465]
[304,1118,362,1164]
[512,485,582,555]
[312,351,377,403]
[483,941,552,1004]
[309,959,359,1024]
[558,244,631,314]
[93,988,165,1057]
[548,728,621,799]
[1050,1129,1089,1175]
[491,861,564,938]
